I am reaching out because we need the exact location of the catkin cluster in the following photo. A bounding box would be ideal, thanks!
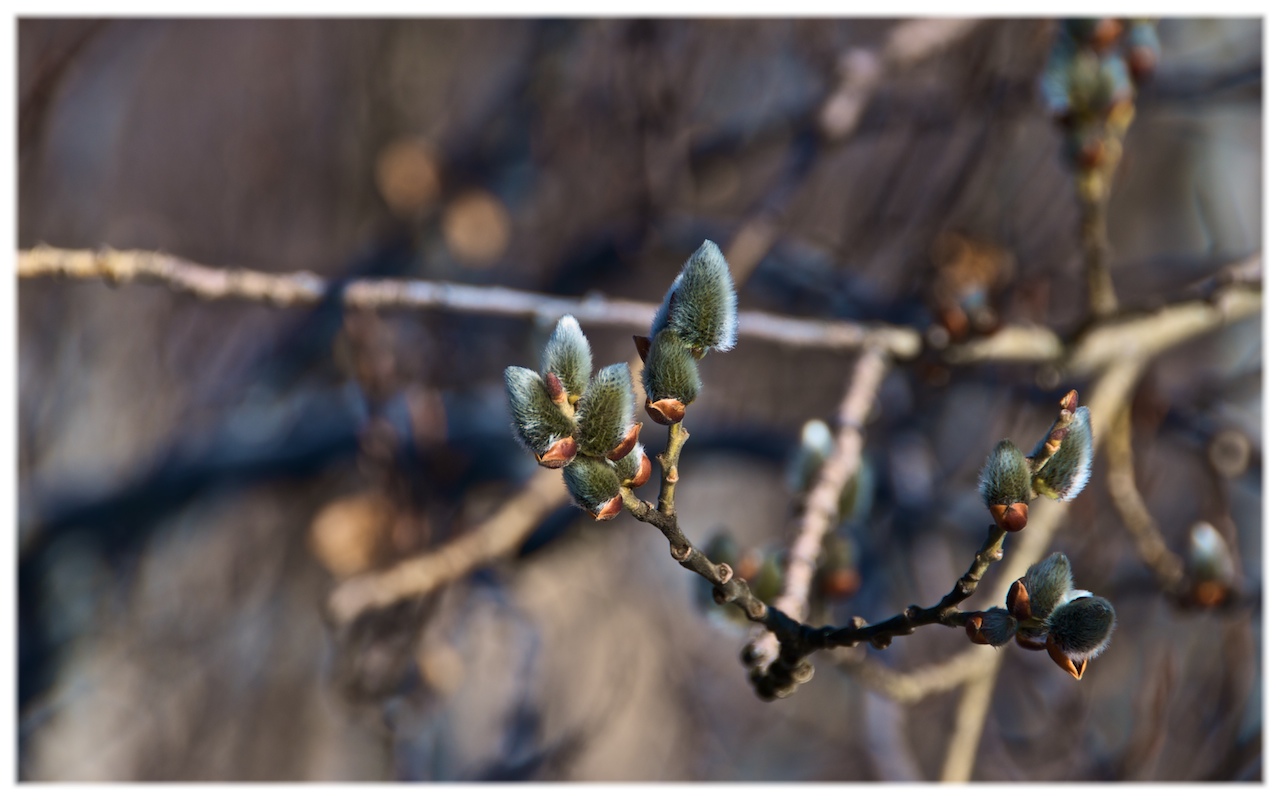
[966,552,1116,680]
[978,389,1094,532]
[504,240,739,518]
[504,316,649,520]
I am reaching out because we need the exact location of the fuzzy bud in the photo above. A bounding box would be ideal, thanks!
[979,439,1032,531]
[965,607,1019,647]
[1188,521,1234,606]
[789,419,834,495]
[575,363,637,457]
[562,456,624,521]
[751,551,784,606]
[650,240,738,352]
[540,315,592,402]
[610,443,651,488]
[1188,521,1234,584]
[1126,20,1161,81]
[1031,406,1093,501]
[1021,552,1075,623]
[642,327,702,424]
[504,366,576,463]
[1046,595,1116,679]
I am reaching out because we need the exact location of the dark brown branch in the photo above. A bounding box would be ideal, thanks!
[622,419,1014,700]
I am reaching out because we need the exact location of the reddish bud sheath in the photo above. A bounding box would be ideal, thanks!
[1046,638,1086,680]
[545,372,568,405]
[1060,389,1079,414]
[536,437,577,468]
[627,451,653,488]
[645,397,687,425]
[592,494,624,521]
[607,423,642,461]
[1007,579,1032,621]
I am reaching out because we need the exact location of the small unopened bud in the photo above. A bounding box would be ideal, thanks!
[979,439,1032,530]
[642,328,701,424]
[789,419,834,495]
[1031,406,1093,501]
[819,535,860,599]
[1188,521,1234,584]
[504,366,577,463]
[1022,552,1076,622]
[703,530,739,569]
[1126,20,1160,81]
[575,363,637,457]
[1188,521,1234,606]
[610,443,651,488]
[650,240,738,353]
[965,607,1018,647]
[562,456,623,520]
[540,315,592,402]
[1046,595,1116,678]
[751,551,784,605]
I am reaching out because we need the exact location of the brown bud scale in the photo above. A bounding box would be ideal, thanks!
[536,437,578,468]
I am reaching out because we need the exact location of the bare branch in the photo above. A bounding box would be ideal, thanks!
[1105,393,1186,595]
[938,651,1002,782]
[1063,276,1262,378]
[839,648,993,705]
[942,324,1065,366]
[1082,190,1120,319]
[17,245,922,359]
[327,467,566,626]
[820,18,982,141]
[747,347,890,670]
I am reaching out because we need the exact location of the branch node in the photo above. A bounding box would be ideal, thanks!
[715,562,734,584]
[670,542,693,562]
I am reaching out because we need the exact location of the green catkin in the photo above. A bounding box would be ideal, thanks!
[979,439,1033,507]
[574,363,636,457]
[1047,595,1116,659]
[1032,406,1094,501]
[504,366,575,456]
[978,607,1019,646]
[563,455,622,515]
[650,240,738,352]
[540,315,593,401]
[642,327,702,405]
[789,419,834,495]
[1022,552,1075,622]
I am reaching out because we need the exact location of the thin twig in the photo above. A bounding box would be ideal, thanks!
[840,647,993,705]
[1081,191,1120,318]
[327,467,566,626]
[621,417,1013,700]
[820,18,982,141]
[938,651,1001,781]
[1106,400,1186,595]
[746,347,890,670]
[16,246,922,358]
